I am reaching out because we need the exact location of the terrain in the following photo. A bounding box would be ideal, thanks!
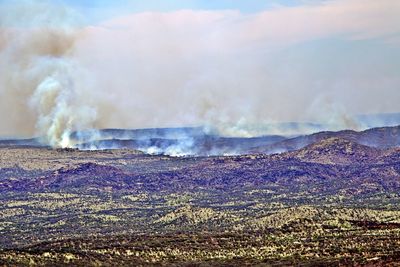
[1,126,400,266]
[4,125,400,156]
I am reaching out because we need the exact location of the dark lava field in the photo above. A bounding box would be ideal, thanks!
[1,126,400,266]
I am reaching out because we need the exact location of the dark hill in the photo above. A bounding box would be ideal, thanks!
[288,137,382,165]
[77,135,286,156]
[252,125,400,154]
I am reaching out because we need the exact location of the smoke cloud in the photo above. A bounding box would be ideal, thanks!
[0,1,96,146]
[0,0,399,145]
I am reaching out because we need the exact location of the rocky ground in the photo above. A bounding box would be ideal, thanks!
[1,128,400,266]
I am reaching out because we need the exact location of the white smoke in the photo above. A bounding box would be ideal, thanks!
[29,59,97,147]
[72,1,400,137]
[0,0,399,151]
[0,1,97,147]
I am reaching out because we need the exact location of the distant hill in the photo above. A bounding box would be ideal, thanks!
[78,134,287,156]
[252,125,400,154]
[1,124,399,156]
[0,138,44,148]
[357,112,400,128]
[287,137,381,165]
[2,135,400,195]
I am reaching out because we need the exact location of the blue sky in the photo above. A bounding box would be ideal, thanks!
[60,0,308,22]
[62,0,303,12]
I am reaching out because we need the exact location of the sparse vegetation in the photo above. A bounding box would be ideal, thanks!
[1,134,400,265]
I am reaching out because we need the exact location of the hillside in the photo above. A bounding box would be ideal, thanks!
[1,126,400,265]
[288,137,382,165]
[252,125,400,154]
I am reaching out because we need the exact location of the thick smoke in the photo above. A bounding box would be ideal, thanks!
[0,0,399,152]
[0,1,96,147]
[72,0,400,137]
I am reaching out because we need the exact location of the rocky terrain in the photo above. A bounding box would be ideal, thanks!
[252,125,400,154]
[1,126,400,266]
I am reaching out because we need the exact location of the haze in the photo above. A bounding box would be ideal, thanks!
[0,0,399,145]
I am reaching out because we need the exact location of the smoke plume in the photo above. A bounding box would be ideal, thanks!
[0,1,96,146]
[72,0,400,136]
[0,0,399,149]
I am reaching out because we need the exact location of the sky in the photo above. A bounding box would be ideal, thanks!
[62,0,304,19]
[0,0,399,142]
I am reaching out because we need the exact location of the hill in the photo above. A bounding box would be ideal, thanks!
[1,125,400,265]
[252,125,400,154]
[288,137,382,165]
